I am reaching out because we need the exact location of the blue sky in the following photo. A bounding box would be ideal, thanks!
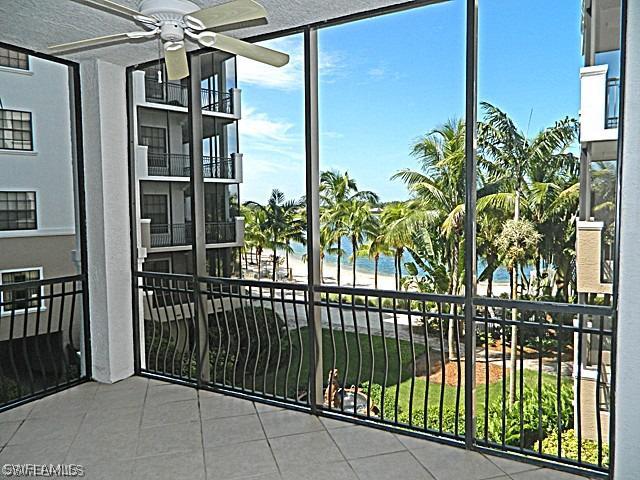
[238,0,583,203]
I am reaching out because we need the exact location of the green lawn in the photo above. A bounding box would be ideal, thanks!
[264,327,569,422]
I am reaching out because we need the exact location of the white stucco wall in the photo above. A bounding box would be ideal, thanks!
[0,56,76,238]
[613,1,640,478]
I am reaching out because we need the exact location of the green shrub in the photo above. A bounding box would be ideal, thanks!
[541,429,609,466]
[363,382,402,420]
[484,382,573,449]
[398,406,466,435]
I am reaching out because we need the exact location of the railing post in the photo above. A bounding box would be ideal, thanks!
[304,26,324,411]
[188,53,210,385]
[464,0,478,449]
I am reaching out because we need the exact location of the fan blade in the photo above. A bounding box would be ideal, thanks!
[205,33,289,67]
[74,0,147,19]
[48,33,133,53]
[165,43,189,80]
[187,0,267,30]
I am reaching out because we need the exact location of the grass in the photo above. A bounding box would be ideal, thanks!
[263,326,570,421]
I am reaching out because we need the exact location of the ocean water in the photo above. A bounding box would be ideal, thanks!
[289,239,514,283]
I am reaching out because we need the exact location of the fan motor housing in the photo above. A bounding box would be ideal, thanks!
[160,22,185,42]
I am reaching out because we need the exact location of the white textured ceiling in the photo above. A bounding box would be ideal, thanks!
[0,0,415,67]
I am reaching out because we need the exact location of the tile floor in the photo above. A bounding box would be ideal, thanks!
[0,377,596,480]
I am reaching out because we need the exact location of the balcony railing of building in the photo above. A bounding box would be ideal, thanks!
[149,221,236,247]
[0,275,89,411]
[147,153,235,179]
[144,77,233,115]
[605,77,620,129]
[135,272,614,477]
[201,88,232,114]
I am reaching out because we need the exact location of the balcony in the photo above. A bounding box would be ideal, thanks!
[146,219,241,248]
[141,75,241,117]
[0,376,589,480]
[579,64,620,143]
[144,152,240,181]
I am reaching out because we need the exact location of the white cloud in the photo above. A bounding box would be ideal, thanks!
[237,36,344,91]
[241,106,295,143]
[367,67,386,78]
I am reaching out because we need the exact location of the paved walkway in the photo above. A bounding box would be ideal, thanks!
[0,377,595,480]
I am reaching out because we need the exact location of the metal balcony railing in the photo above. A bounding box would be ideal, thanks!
[201,88,232,114]
[144,77,233,114]
[605,77,620,129]
[135,272,614,475]
[147,153,235,179]
[0,275,89,410]
[149,221,236,247]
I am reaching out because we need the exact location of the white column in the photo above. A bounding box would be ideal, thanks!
[614,3,640,478]
[80,59,134,383]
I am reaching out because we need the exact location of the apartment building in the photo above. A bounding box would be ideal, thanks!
[574,0,621,442]
[129,51,244,277]
[0,46,82,376]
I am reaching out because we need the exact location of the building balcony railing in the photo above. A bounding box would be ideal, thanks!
[134,272,614,476]
[143,77,238,116]
[147,153,236,179]
[605,77,620,129]
[201,88,232,114]
[149,221,236,248]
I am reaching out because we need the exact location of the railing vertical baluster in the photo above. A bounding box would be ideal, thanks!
[556,316,564,458]
[407,303,416,427]
[327,294,337,411]
[258,286,271,396]
[249,286,260,393]
[365,295,374,419]
[280,287,293,400]
[392,298,401,424]
[210,283,223,385]
[338,293,348,413]
[422,301,431,431]
[453,304,461,438]
[437,302,446,434]
[20,297,35,396]
[576,312,583,464]
[293,290,304,402]
[352,294,362,416]
[238,285,251,392]
[596,315,605,467]
[537,311,544,454]
[269,288,282,398]
[483,306,490,442]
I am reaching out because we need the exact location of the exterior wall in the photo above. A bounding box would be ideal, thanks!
[580,65,619,143]
[0,55,76,242]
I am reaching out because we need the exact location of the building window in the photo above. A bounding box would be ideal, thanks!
[0,47,29,70]
[142,194,169,234]
[143,258,171,273]
[0,268,42,314]
[0,110,33,151]
[140,126,167,156]
[0,191,37,231]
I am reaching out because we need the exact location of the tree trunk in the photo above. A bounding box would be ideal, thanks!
[337,237,342,285]
[396,248,403,289]
[257,249,262,279]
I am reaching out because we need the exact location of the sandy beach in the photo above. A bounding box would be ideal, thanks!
[245,252,510,297]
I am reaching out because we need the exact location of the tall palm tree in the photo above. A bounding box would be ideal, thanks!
[380,202,414,291]
[246,189,304,282]
[320,170,377,285]
[241,205,269,279]
[478,102,578,403]
[359,223,394,290]
[392,119,466,296]
[341,198,378,286]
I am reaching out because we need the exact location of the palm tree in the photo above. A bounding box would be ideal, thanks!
[320,170,377,285]
[380,202,414,291]
[359,223,394,289]
[392,119,466,296]
[245,189,304,282]
[241,205,269,279]
[479,102,578,403]
[341,198,378,286]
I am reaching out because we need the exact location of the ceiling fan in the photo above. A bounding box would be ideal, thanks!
[48,0,289,80]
